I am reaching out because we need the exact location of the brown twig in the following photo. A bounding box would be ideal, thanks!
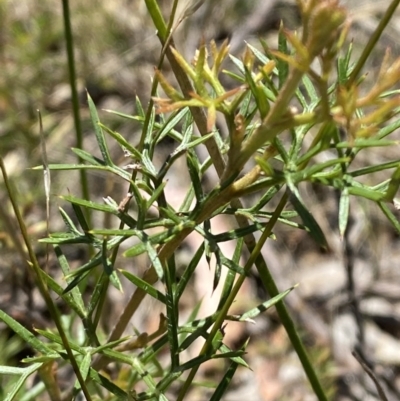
[352,350,389,401]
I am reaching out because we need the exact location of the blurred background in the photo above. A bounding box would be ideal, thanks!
[1,1,400,400]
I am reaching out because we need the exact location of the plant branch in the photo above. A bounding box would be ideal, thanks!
[348,0,400,86]
[0,158,92,401]
[61,0,90,206]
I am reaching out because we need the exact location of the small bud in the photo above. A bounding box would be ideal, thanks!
[306,1,347,58]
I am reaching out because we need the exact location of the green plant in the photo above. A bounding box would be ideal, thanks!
[1,0,400,400]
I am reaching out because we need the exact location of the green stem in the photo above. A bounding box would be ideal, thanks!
[177,191,289,401]
[251,198,328,401]
[348,0,400,86]
[61,0,90,207]
[0,158,92,401]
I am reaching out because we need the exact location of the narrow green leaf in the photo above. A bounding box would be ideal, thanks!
[0,311,52,354]
[146,181,167,210]
[21,354,59,363]
[38,270,82,315]
[218,239,243,309]
[246,42,270,65]
[228,54,245,75]
[186,151,203,202]
[123,241,147,257]
[211,350,246,360]
[70,148,106,166]
[348,185,385,202]
[350,159,400,177]
[74,352,91,390]
[58,206,81,235]
[157,151,184,181]
[34,329,84,354]
[90,336,131,354]
[32,163,121,175]
[40,234,93,245]
[213,247,222,292]
[383,163,400,201]
[104,108,142,122]
[211,222,267,242]
[71,202,90,232]
[164,255,180,369]
[185,132,214,150]
[377,113,400,139]
[194,43,206,93]
[219,254,247,276]
[157,206,181,224]
[87,92,113,165]
[60,195,116,214]
[178,320,214,352]
[243,66,269,119]
[219,342,250,368]
[101,238,112,276]
[335,139,398,149]
[135,95,145,118]
[109,270,123,292]
[131,356,161,395]
[145,241,164,281]
[63,269,91,294]
[337,42,353,84]
[19,382,45,401]
[256,156,275,176]
[295,157,349,183]
[288,183,328,250]
[89,228,138,236]
[176,242,205,300]
[142,106,157,170]
[239,286,295,321]
[301,74,318,104]
[378,201,400,234]
[101,239,123,292]
[123,224,185,258]
[99,123,142,160]
[120,269,166,303]
[209,362,239,401]
[98,348,133,365]
[65,253,102,279]
[175,354,210,372]
[155,107,191,143]
[277,25,289,88]
[3,363,43,401]
[222,68,245,83]
[0,366,31,375]
[88,368,128,398]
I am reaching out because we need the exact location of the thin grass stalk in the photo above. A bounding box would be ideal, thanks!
[251,195,328,401]
[0,157,93,401]
[348,0,400,86]
[61,0,90,209]
[165,0,180,42]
